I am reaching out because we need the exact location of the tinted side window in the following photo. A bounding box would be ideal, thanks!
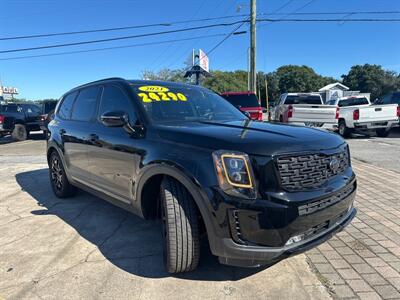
[99,85,135,122]
[392,92,400,104]
[27,105,41,115]
[382,94,393,105]
[71,86,100,122]
[58,91,78,120]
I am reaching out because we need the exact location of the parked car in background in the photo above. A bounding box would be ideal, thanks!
[273,93,339,130]
[0,103,42,140]
[220,92,263,120]
[327,96,399,137]
[47,78,356,273]
[39,100,58,133]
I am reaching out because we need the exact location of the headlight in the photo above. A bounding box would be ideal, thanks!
[212,150,257,199]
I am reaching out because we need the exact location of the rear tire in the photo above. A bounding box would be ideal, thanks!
[49,151,77,198]
[160,177,200,273]
[338,120,351,138]
[12,124,27,141]
[376,128,390,137]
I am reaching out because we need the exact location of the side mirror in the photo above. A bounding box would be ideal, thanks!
[101,111,128,127]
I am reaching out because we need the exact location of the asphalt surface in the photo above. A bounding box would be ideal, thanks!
[346,127,400,173]
[0,132,330,300]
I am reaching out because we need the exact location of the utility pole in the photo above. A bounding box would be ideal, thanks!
[249,0,257,93]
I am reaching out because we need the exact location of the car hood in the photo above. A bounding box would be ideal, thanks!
[154,120,345,156]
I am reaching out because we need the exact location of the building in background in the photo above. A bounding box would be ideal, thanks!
[317,82,370,103]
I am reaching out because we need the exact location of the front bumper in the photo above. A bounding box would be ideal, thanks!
[204,174,357,267]
[218,207,356,267]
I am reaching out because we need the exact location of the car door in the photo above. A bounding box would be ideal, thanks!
[87,84,140,203]
[60,86,100,184]
[25,104,42,131]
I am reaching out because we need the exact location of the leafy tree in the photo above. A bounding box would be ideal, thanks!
[202,70,248,93]
[275,65,335,96]
[342,64,400,100]
[140,68,185,82]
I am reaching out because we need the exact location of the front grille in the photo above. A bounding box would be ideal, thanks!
[276,148,349,191]
[298,184,354,216]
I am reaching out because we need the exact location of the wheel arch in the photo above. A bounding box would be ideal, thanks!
[135,162,216,239]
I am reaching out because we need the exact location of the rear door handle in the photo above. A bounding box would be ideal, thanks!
[88,134,99,142]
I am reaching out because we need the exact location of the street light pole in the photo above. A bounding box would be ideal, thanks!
[249,0,257,93]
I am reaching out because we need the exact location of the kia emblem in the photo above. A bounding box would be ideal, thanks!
[329,158,340,174]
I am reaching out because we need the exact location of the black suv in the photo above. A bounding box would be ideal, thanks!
[47,78,357,273]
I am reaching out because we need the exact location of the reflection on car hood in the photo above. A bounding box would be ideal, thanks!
[155,120,345,156]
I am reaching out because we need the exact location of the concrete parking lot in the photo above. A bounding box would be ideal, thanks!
[0,129,399,300]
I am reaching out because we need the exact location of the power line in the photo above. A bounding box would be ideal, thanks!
[258,18,400,22]
[0,14,247,41]
[1,17,399,55]
[0,20,247,54]
[2,11,398,41]
[0,33,228,61]
[260,11,400,16]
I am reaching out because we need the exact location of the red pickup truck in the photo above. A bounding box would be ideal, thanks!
[220,92,263,121]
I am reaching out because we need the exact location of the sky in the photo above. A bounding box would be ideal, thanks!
[0,0,399,100]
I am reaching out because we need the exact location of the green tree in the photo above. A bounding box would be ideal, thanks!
[202,70,248,93]
[275,65,335,95]
[341,64,400,100]
[140,68,185,82]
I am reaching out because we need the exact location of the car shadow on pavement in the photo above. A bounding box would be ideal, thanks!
[16,168,267,281]
[0,132,45,145]
[347,126,400,139]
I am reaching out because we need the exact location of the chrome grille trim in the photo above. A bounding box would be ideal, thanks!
[276,147,349,191]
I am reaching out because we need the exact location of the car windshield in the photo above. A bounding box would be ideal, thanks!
[220,93,259,107]
[131,83,247,123]
[284,95,322,105]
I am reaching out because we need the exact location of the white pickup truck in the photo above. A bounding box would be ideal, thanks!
[272,93,338,130]
[326,96,399,137]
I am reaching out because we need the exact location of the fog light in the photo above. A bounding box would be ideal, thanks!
[285,234,305,246]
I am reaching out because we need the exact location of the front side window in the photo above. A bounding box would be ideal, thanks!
[58,91,78,120]
[131,83,246,123]
[99,85,136,123]
[71,86,100,122]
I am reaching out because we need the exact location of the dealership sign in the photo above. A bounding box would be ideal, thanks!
[1,87,19,95]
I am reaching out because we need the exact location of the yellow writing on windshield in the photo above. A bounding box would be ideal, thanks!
[138,85,169,92]
[138,91,187,103]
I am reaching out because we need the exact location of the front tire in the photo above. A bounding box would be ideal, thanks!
[49,151,77,198]
[12,124,27,141]
[160,177,200,273]
[376,128,390,137]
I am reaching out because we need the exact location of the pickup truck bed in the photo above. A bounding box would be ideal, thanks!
[288,104,338,129]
